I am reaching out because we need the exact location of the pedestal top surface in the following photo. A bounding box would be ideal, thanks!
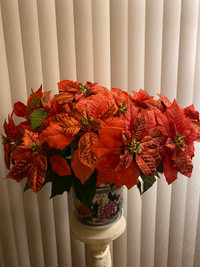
[70,214,126,245]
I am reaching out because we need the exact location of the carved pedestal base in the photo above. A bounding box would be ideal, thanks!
[87,243,111,267]
[70,213,126,267]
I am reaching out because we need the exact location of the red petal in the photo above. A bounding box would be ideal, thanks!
[54,92,74,105]
[12,145,32,161]
[71,150,94,184]
[192,121,200,142]
[115,162,140,189]
[4,114,21,140]
[172,149,193,178]
[53,114,81,136]
[39,123,75,149]
[97,161,140,189]
[183,104,199,120]
[58,80,80,92]
[6,160,32,182]
[144,98,164,112]
[158,94,171,108]
[13,101,27,117]
[50,154,71,176]
[78,133,99,168]
[27,155,47,193]
[91,141,120,158]
[124,100,138,131]
[22,130,39,146]
[132,115,146,139]
[104,118,125,128]
[136,153,157,177]
[43,91,51,102]
[98,127,123,148]
[166,100,185,133]
[163,157,178,184]
[155,111,171,137]
[4,143,13,169]
[36,85,42,98]
[143,110,156,131]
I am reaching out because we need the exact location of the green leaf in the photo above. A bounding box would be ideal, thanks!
[137,180,142,194]
[140,173,156,194]
[157,164,163,173]
[10,142,22,153]
[73,170,97,208]
[24,181,31,192]
[43,96,48,103]
[43,170,56,185]
[30,98,38,106]
[30,109,48,129]
[154,171,160,179]
[31,89,39,99]
[50,174,73,198]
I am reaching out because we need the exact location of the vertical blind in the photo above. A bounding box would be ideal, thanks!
[0,1,200,266]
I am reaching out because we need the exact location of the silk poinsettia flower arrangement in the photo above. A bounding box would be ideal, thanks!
[2,80,200,207]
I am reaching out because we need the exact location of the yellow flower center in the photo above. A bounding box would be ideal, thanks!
[174,134,186,148]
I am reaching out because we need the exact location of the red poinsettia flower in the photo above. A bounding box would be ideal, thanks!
[110,88,129,116]
[13,86,51,119]
[90,127,140,189]
[27,85,51,109]
[51,92,74,114]
[124,101,162,177]
[129,89,154,109]
[40,92,122,151]
[5,130,47,193]
[6,155,47,193]
[156,100,197,184]
[58,80,81,93]
[58,79,109,101]
[2,114,24,169]
[74,93,120,130]
[12,130,42,162]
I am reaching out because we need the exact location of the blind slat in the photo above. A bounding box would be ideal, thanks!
[155,2,182,266]
[53,195,72,267]
[0,5,19,265]
[141,1,164,266]
[0,0,27,104]
[92,0,111,89]
[37,0,60,94]
[55,0,77,81]
[73,0,94,83]
[18,0,43,93]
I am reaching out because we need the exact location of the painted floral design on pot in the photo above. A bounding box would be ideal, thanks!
[73,184,124,226]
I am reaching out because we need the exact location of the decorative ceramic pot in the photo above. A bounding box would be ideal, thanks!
[72,183,124,226]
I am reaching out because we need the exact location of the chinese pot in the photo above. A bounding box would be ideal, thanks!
[72,183,124,226]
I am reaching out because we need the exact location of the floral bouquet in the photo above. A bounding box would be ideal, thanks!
[2,80,200,208]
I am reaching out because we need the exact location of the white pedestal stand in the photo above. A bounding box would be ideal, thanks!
[70,214,126,267]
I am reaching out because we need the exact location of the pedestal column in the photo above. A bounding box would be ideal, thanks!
[70,214,126,267]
